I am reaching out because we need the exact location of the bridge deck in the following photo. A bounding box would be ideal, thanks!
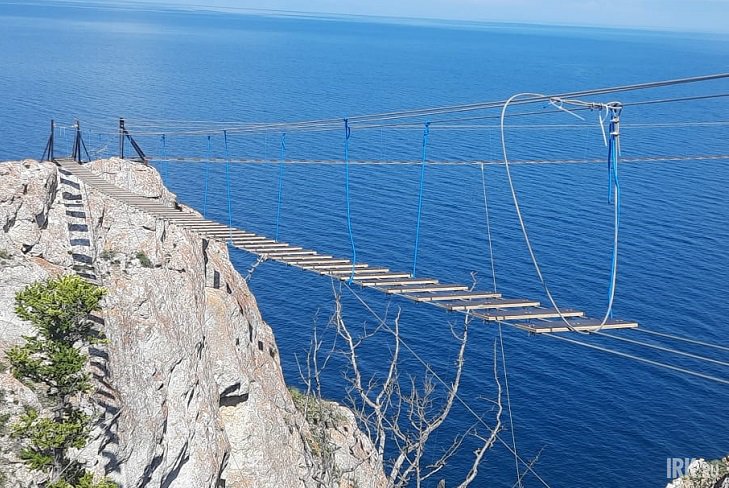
[56,159,638,334]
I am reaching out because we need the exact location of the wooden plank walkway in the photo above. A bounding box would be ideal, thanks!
[56,159,638,334]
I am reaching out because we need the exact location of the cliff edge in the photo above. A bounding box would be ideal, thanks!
[0,158,385,488]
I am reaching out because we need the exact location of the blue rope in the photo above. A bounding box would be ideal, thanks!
[161,134,167,181]
[343,119,357,283]
[412,121,431,277]
[606,107,622,318]
[223,130,233,243]
[275,133,286,242]
[204,135,211,218]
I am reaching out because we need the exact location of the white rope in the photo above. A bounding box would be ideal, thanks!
[499,93,622,333]
[498,322,521,488]
[543,333,729,385]
[141,154,729,167]
[593,331,729,368]
[636,328,729,353]
[479,163,497,292]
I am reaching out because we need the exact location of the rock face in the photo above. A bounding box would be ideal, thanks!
[0,158,386,488]
[666,458,729,488]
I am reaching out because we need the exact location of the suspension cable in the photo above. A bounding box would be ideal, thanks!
[412,121,430,277]
[593,331,729,368]
[275,132,286,242]
[499,322,521,488]
[343,119,357,283]
[542,333,729,385]
[480,163,497,291]
[636,328,729,353]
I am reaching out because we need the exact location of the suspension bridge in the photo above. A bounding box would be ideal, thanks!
[52,156,636,334]
[39,72,729,337]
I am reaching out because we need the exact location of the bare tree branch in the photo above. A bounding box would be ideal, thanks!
[305,283,507,487]
[458,341,503,487]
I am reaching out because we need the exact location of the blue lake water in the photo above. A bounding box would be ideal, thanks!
[2,3,729,486]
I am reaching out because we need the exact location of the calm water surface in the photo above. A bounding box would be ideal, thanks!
[2,3,729,486]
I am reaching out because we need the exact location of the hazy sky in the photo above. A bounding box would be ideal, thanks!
[114,0,729,33]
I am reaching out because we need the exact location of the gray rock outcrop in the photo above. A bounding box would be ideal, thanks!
[666,457,729,488]
[0,158,386,488]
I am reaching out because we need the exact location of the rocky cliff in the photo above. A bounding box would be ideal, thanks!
[0,158,386,488]
[666,458,729,488]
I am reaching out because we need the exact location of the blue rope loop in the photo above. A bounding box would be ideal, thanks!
[275,133,286,242]
[223,130,233,243]
[607,105,622,203]
[412,121,431,277]
[606,105,622,318]
[204,135,211,218]
[343,118,357,283]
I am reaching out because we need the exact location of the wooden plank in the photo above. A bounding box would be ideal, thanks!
[411,291,502,302]
[186,227,236,233]
[164,219,208,224]
[352,272,411,280]
[278,254,333,262]
[238,241,291,247]
[182,223,233,229]
[304,263,369,270]
[515,318,639,334]
[439,298,541,311]
[264,250,319,257]
[140,210,182,215]
[230,237,269,242]
[328,267,390,275]
[169,219,218,224]
[223,235,266,240]
[153,214,194,219]
[249,246,304,253]
[202,234,253,241]
[360,278,438,287]
[124,201,171,206]
[234,243,280,249]
[205,231,258,238]
[333,272,410,281]
[200,233,241,240]
[383,284,470,294]
[473,308,584,321]
[288,259,349,266]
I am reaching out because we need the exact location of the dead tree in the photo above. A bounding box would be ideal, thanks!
[298,283,505,487]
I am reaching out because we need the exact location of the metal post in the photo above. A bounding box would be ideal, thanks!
[118,117,147,163]
[49,120,54,161]
[71,122,79,162]
[119,118,125,159]
[42,120,55,162]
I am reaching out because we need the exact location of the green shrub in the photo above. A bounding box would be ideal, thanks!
[135,251,152,268]
[5,275,116,487]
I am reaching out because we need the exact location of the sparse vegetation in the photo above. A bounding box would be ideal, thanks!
[135,251,152,268]
[0,412,9,433]
[288,386,342,474]
[0,360,7,374]
[288,387,342,427]
[99,249,116,261]
[4,275,116,488]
